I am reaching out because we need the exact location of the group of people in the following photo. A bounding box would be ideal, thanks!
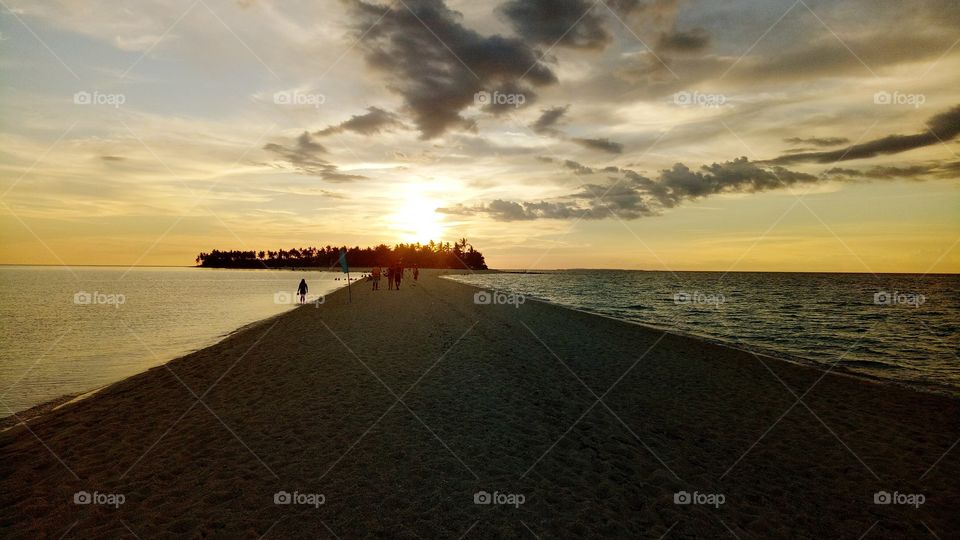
[293,263,420,304]
[370,262,419,291]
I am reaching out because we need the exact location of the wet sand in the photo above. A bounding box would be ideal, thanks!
[1,269,957,538]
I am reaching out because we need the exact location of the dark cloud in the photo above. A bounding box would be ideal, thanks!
[498,0,611,50]
[572,137,624,154]
[440,157,819,221]
[315,107,403,136]
[826,162,958,180]
[656,27,710,53]
[100,155,125,162]
[440,192,654,221]
[530,105,625,153]
[531,105,569,135]
[652,158,817,207]
[784,136,850,147]
[773,105,960,164]
[564,159,595,175]
[263,131,365,182]
[350,0,556,138]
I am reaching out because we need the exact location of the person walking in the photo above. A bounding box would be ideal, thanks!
[297,278,308,304]
[394,261,403,290]
[371,266,381,291]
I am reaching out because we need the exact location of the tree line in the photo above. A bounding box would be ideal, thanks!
[194,238,487,270]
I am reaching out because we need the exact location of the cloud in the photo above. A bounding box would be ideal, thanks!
[826,162,959,180]
[531,105,569,135]
[263,131,365,182]
[773,105,960,164]
[656,27,710,53]
[315,107,404,136]
[783,136,850,147]
[531,105,625,153]
[498,0,611,50]
[440,193,654,221]
[726,30,957,86]
[441,157,819,221]
[563,159,597,175]
[572,137,624,154]
[350,0,556,138]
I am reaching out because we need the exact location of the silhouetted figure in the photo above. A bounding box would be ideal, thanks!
[394,261,403,290]
[371,266,381,291]
[386,265,394,290]
[297,279,308,304]
[413,265,420,282]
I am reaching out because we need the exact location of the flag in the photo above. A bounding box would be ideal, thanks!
[338,248,349,273]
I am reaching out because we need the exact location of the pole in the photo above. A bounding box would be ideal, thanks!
[347,269,352,303]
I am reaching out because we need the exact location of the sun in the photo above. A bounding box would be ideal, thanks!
[388,193,446,244]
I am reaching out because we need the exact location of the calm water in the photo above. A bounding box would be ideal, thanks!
[445,271,960,396]
[0,267,350,413]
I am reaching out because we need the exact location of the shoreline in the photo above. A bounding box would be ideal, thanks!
[440,275,960,400]
[5,270,955,430]
[2,270,958,537]
[1,274,357,427]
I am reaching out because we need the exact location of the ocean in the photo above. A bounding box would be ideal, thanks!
[444,270,960,396]
[0,267,351,413]
[3,267,957,415]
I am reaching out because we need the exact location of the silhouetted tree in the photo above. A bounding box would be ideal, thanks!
[195,239,488,270]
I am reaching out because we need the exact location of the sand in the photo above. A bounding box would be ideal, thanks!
[1,269,957,538]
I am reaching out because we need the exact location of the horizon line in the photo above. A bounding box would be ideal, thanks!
[0,263,956,275]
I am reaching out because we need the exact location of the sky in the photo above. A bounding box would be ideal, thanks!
[0,0,958,272]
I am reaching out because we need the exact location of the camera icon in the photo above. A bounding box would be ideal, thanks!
[673,491,691,504]
[873,91,891,105]
[474,490,491,504]
[73,91,91,105]
[274,291,293,305]
[874,491,891,504]
[673,292,690,304]
[474,291,492,305]
[74,291,93,305]
[273,91,292,105]
[73,491,92,504]
[274,490,292,505]
[673,91,692,106]
[873,291,891,305]
[474,91,490,106]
